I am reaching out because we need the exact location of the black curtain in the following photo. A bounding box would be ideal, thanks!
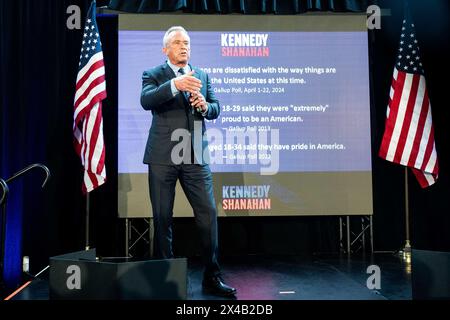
[108,0,368,14]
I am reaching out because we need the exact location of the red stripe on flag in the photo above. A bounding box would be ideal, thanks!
[74,74,106,109]
[74,91,107,126]
[75,60,104,90]
[82,114,89,166]
[97,128,106,174]
[87,106,103,174]
[407,88,429,168]
[420,125,435,172]
[411,168,430,188]
[83,170,100,194]
[434,158,439,175]
[379,71,406,159]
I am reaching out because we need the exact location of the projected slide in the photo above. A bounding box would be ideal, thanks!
[118,15,373,217]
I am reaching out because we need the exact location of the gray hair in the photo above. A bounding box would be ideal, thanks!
[163,26,189,47]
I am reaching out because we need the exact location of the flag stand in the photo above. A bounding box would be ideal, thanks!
[85,193,90,250]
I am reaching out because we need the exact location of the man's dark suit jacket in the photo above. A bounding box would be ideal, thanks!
[140,63,220,165]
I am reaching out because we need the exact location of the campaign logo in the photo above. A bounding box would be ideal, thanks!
[222,185,271,210]
[221,33,270,57]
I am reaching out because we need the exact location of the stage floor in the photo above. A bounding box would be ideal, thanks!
[9,252,411,300]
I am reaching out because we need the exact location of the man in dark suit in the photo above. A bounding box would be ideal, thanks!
[140,26,236,297]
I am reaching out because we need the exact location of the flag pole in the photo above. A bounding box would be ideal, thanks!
[85,193,90,250]
[74,0,106,251]
[86,0,94,253]
[403,167,411,253]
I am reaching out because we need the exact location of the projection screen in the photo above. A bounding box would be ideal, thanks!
[117,14,373,217]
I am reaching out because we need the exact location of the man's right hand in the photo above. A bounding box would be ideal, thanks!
[174,70,202,94]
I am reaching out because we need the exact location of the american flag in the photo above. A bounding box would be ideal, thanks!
[379,11,438,188]
[73,1,107,193]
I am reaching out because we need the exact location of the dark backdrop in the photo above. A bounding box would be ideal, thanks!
[0,0,118,288]
[1,0,449,290]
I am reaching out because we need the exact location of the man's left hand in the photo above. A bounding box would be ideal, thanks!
[189,91,208,114]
